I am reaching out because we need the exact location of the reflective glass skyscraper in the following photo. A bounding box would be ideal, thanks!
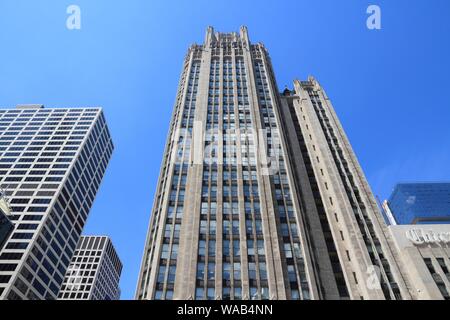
[385,183,450,225]
[136,27,411,300]
[0,105,113,300]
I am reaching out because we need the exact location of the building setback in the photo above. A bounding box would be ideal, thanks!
[0,105,113,300]
[136,26,411,300]
[279,80,411,299]
[58,236,122,300]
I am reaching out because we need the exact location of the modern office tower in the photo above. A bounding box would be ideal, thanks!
[383,183,450,225]
[136,26,410,300]
[0,191,13,251]
[58,236,122,300]
[0,105,113,300]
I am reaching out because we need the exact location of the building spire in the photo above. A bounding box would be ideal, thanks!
[240,25,250,47]
[205,26,216,47]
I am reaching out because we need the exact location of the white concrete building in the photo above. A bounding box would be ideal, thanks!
[58,236,122,300]
[0,105,113,300]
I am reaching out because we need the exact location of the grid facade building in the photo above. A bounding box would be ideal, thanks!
[136,27,411,300]
[58,236,122,300]
[0,105,113,300]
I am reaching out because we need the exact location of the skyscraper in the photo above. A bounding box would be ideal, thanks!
[0,105,113,300]
[58,236,122,300]
[136,27,410,300]
[383,183,450,225]
[278,80,411,299]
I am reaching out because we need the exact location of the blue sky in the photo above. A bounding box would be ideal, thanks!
[1,0,449,299]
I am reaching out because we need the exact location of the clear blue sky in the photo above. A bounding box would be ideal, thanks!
[1,0,449,299]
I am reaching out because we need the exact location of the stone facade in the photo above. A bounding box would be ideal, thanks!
[388,225,450,300]
[136,27,411,300]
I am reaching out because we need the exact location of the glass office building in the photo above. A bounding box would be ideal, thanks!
[386,183,450,225]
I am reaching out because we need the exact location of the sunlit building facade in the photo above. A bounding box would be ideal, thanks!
[0,105,113,300]
[136,27,411,300]
[58,236,122,300]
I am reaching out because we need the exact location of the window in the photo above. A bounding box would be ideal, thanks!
[232,220,239,234]
[259,262,267,280]
[154,290,163,300]
[208,240,215,257]
[223,240,230,257]
[284,243,293,258]
[197,262,205,280]
[161,244,170,259]
[223,221,230,234]
[223,287,231,300]
[437,258,449,275]
[287,264,297,282]
[209,221,216,235]
[198,240,206,256]
[157,266,166,283]
[200,220,207,234]
[257,240,265,256]
[195,287,204,300]
[233,240,240,257]
[207,287,215,300]
[207,263,215,280]
[424,258,436,274]
[234,287,242,300]
[167,266,176,283]
[250,287,258,300]
[233,262,241,280]
[171,244,178,260]
[248,262,257,280]
[223,263,231,281]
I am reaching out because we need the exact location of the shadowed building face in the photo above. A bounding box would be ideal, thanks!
[0,193,13,251]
